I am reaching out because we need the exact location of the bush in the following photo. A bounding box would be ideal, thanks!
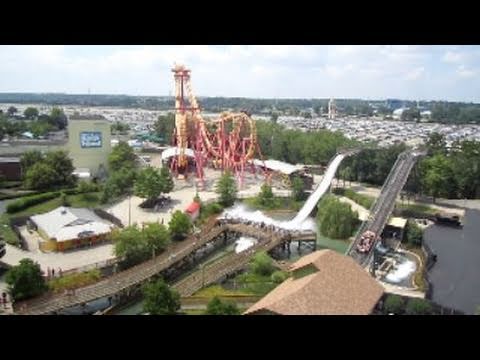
[6,192,60,214]
[205,296,241,315]
[202,202,224,217]
[48,269,102,293]
[405,221,423,246]
[383,294,404,314]
[271,270,289,284]
[405,298,433,315]
[168,210,192,240]
[317,195,359,239]
[251,251,275,277]
[5,258,48,301]
[77,180,100,194]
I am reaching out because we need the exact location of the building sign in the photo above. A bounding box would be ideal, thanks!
[80,132,102,148]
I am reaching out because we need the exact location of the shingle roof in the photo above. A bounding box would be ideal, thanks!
[244,250,384,315]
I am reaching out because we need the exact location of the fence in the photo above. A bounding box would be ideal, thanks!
[421,241,436,300]
[60,257,120,277]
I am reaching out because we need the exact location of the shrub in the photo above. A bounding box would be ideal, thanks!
[77,180,100,194]
[383,294,404,314]
[48,269,102,293]
[202,202,224,217]
[251,251,275,277]
[271,270,289,284]
[405,221,423,246]
[405,298,433,315]
[6,192,60,214]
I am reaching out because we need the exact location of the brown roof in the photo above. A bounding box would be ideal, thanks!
[244,250,384,315]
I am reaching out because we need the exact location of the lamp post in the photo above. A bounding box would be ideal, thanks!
[128,192,132,226]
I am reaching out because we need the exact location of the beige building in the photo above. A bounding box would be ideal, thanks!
[68,115,111,177]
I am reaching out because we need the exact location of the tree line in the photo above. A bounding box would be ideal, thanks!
[0,106,67,140]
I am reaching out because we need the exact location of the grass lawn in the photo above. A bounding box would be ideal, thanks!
[48,269,102,293]
[0,213,20,245]
[193,285,251,298]
[317,231,351,254]
[243,197,304,212]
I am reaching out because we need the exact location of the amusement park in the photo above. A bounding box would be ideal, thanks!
[0,61,470,316]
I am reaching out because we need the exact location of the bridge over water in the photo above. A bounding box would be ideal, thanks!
[14,220,313,315]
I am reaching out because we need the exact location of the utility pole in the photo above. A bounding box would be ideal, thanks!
[128,193,132,226]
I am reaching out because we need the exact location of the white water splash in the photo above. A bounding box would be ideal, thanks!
[235,236,258,253]
[220,153,347,232]
[221,203,316,232]
[385,259,417,284]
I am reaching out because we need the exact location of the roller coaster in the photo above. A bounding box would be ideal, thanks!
[347,150,425,267]
[169,64,264,188]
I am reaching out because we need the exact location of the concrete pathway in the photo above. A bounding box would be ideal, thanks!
[1,243,115,273]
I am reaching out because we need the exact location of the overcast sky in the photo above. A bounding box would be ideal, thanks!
[1,45,479,102]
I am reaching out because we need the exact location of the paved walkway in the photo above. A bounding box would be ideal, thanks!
[1,243,115,273]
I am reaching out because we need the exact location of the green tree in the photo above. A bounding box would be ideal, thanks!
[215,171,237,207]
[44,150,77,188]
[111,121,130,134]
[271,270,289,283]
[143,278,181,315]
[111,226,149,269]
[291,176,305,201]
[5,258,48,301]
[251,251,275,276]
[20,150,43,175]
[159,166,174,194]
[23,107,39,120]
[108,141,137,172]
[142,222,170,256]
[168,210,192,240]
[257,183,274,207]
[317,195,359,239]
[426,133,447,156]
[49,107,67,129]
[205,296,241,315]
[24,162,58,190]
[421,155,456,202]
[153,113,176,144]
[405,298,433,315]
[134,167,164,201]
[383,295,404,314]
[30,120,53,138]
[101,168,137,203]
[406,221,423,246]
[7,106,17,117]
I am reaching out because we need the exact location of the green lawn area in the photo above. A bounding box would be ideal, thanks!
[48,269,102,293]
[193,285,251,298]
[317,231,351,254]
[0,213,20,245]
[243,197,304,212]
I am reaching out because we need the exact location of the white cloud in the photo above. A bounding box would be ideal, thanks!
[0,45,478,101]
[443,51,465,64]
[406,67,425,80]
[457,65,477,78]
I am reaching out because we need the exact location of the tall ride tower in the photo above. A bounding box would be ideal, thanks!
[328,98,337,119]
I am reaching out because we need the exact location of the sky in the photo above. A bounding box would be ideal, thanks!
[1,45,480,102]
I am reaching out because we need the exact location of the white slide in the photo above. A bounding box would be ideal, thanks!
[288,153,346,225]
